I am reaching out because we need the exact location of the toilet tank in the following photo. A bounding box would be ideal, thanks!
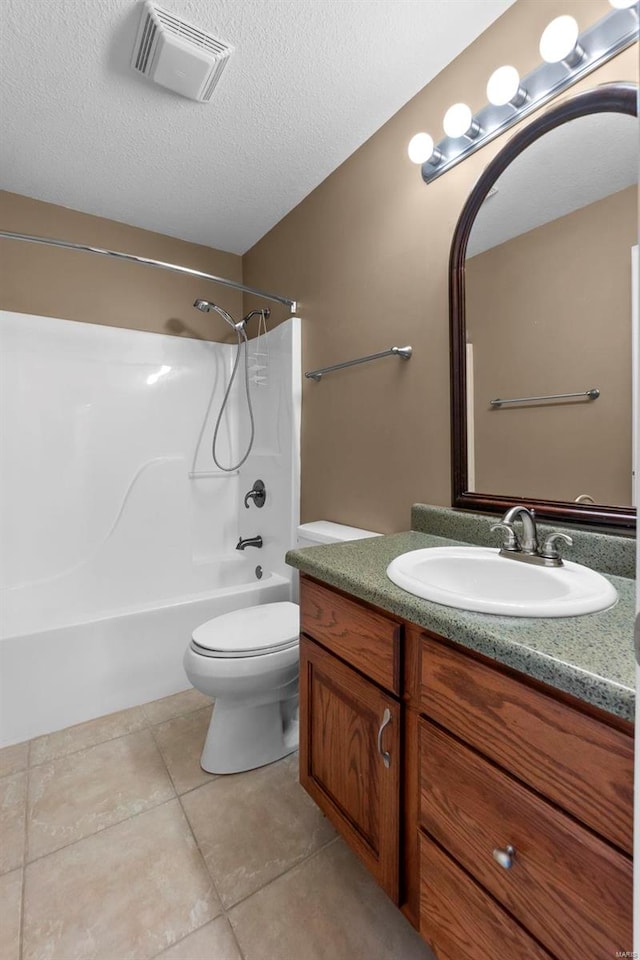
[296,520,382,549]
[291,521,381,603]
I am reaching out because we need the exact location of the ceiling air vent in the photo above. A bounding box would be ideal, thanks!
[130,0,233,102]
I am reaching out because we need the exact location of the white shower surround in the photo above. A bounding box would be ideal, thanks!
[0,311,301,746]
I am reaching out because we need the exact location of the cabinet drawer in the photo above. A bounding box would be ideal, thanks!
[420,833,553,960]
[420,634,633,853]
[419,720,632,960]
[301,577,401,694]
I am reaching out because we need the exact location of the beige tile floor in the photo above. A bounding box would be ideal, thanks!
[0,689,434,960]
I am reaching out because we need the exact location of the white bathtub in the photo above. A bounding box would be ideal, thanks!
[0,313,300,748]
[0,564,291,747]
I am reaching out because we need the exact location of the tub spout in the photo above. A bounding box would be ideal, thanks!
[236,536,263,550]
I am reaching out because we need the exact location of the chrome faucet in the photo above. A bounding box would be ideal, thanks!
[491,506,573,567]
[500,505,539,555]
[236,535,263,550]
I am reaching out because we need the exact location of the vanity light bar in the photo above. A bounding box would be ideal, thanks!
[410,4,638,184]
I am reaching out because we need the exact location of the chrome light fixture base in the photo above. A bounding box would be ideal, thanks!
[420,5,638,184]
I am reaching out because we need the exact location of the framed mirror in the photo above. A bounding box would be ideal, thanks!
[450,83,638,529]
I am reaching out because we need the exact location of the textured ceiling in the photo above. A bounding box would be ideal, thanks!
[0,0,514,254]
[467,111,638,257]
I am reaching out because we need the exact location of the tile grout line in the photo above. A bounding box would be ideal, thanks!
[162,750,339,946]
[21,792,182,869]
[13,696,211,960]
[21,726,179,865]
[224,833,342,959]
[18,740,31,960]
[0,764,30,787]
[176,787,249,960]
[14,698,332,960]
[27,722,149,770]
[21,713,183,869]
[225,832,341,915]
[225,919,247,960]
[172,771,218,801]
[18,699,209,870]
[140,699,212,729]
[146,719,247,960]
[147,722,182,804]
[147,704,216,797]
[18,697,210,772]
[148,912,247,960]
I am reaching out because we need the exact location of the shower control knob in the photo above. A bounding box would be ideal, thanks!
[244,480,266,509]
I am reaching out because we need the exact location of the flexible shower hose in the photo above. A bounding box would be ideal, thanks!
[211,326,255,472]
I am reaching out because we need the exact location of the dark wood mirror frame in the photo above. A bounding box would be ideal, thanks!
[450,82,638,530]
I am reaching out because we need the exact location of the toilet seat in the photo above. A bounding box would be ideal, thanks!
[191,601,300,659]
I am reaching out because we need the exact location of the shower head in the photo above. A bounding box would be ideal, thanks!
[193,298,213,312]
[192,298,242,332]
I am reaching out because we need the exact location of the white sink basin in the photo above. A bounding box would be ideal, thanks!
[386,546,617,617]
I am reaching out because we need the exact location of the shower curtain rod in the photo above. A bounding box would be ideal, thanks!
[0,231,297,312]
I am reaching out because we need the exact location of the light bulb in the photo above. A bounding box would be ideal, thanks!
[443,103,474,138]
[539,15,581,64]
[486,65,526,107]
[609,0,637,8]
[408,132,435,164]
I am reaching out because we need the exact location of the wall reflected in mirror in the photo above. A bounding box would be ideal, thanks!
[465,111,637,509]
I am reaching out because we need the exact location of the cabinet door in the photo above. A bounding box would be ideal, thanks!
[299,636,400,901]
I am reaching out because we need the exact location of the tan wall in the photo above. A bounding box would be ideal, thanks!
[243,0,637,532]
[467,185,636,506]
[0,191,243,342]
[1,2,636,531]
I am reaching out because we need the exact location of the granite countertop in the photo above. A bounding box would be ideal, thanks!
[286,527,636,723]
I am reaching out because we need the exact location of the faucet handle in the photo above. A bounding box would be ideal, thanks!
[490,521,519,551]
[540,532,573,561]
[244,479,266,509]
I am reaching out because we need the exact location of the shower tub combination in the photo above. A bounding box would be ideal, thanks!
[0,560,290,747]
[0,310,301,747]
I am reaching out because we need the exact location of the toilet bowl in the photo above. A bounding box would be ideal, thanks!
[184,602,299,774]
[184,521,381,774]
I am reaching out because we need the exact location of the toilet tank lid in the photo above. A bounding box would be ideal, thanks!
[297,520,382,544]
[192,601,299,654]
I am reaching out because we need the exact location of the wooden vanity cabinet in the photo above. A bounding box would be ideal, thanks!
[297,575,635,960]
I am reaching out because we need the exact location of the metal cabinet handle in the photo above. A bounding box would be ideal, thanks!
[492,844,516,869]
[377,708,392,768]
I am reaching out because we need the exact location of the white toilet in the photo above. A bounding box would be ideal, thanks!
[183,521,381,774]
